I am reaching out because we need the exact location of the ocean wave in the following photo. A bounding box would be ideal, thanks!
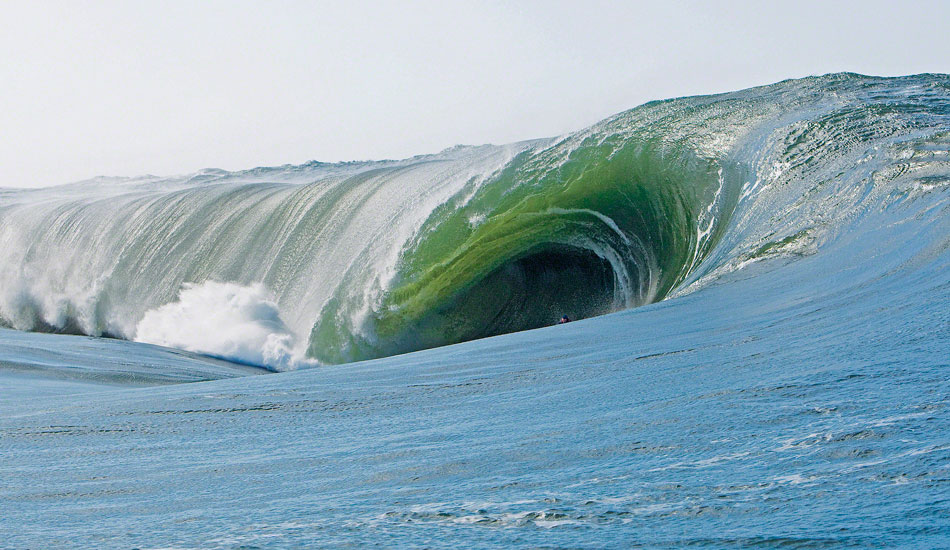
[1,73,948,368]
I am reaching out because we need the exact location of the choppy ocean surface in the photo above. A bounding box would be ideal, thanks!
[1,73,949,548]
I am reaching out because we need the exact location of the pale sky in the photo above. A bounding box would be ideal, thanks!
[2,0,949,188]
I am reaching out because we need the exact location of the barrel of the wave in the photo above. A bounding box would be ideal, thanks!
[308,136,738,363]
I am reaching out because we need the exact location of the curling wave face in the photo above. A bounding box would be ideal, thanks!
[1,73,948,367]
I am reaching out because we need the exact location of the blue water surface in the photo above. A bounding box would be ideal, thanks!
[1,186,948,549]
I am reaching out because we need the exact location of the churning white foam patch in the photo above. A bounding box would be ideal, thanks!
[134,281,318,371]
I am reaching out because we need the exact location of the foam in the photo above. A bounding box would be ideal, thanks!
[134,281,316,370]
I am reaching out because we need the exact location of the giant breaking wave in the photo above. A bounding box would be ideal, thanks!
[1,73,948,368]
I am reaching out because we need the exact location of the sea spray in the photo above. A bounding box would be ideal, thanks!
[134,281,316,370]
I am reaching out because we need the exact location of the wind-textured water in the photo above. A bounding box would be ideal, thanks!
[0,73,948,548]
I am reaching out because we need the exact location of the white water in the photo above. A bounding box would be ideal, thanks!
[134,281,314,370]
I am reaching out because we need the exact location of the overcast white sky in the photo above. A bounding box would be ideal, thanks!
[2,0,949,188]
